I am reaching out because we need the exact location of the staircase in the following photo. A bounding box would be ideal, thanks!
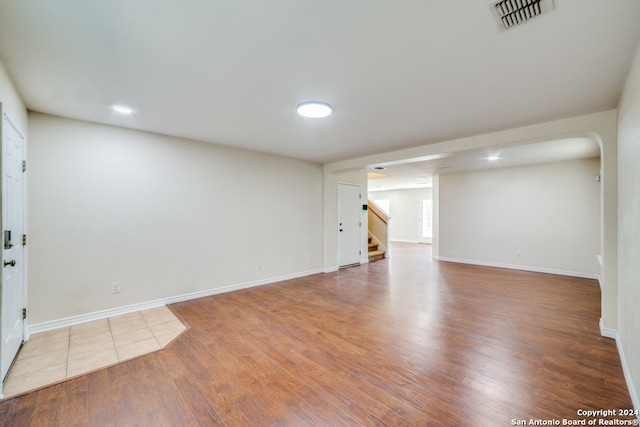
[367,200,389,263]
[368,236,385,262]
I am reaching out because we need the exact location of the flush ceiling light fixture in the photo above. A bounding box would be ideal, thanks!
[487,155,500,161]
[296,101,333,118]
[112,105,133,115]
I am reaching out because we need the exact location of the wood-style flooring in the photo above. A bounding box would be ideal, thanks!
[0,243,634,426]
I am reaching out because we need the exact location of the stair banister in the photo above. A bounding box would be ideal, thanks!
[367,200,390,260]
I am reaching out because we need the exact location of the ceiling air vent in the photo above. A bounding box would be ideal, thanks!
[489,0,554,30]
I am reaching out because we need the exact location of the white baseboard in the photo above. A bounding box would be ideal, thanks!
[617,338,640,423]
[434,256,600,281]
[599,318,617,339]
[389,239,418,244]
[27,268,324,336]
[600,321,640,420]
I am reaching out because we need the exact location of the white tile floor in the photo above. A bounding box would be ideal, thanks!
[1,305,186,400]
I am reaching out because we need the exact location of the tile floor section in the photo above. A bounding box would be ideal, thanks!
[1,305,187,400]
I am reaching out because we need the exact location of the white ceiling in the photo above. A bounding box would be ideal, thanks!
[367,137,601,191]
[0,1,639,165]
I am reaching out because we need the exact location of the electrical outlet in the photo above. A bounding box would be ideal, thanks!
[257,264,262,272]
[307,254,312,262]
[517,251,523,259]
[111,282,120,294]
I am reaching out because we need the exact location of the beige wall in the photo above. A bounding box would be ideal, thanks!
[617,44,640,410]
[27,113,324,325]
[438,158,601,276]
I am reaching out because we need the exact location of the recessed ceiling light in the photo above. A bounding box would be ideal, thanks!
[488,155,500,161]
[296,101,332,119]
[112,105,133,115]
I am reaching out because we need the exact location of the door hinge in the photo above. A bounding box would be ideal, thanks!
[22,160,26,173]
[359,250,362,255]
[23,234,27,246]
[359,222,362,227]
[22,308,26,320]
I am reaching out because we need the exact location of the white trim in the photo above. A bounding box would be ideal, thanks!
[599,318,617,339]
[599,322,640,420]
[323,266,339,273]
[616,337,640,422]
[27,268,323,336]
[390,239,419,244]
[434,256,600,280]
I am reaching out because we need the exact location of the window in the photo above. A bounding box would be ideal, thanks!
[420,198,432,239]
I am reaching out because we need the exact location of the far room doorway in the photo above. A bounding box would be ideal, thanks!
[418,197,432,244]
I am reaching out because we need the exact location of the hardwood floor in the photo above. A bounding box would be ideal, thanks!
[0,243,634,426]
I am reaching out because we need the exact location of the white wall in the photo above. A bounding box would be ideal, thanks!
[437,158,601,276]
[27,113,323,325]
[617,44,640,411]
[368,188,432,243]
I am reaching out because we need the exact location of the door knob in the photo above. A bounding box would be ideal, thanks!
[4,259,16,267]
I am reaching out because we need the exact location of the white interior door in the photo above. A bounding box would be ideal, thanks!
[417,197,433,244]
[338,183,361,267]
[1,112,26,382]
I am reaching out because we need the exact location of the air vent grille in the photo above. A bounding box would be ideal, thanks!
[490,0,553,30]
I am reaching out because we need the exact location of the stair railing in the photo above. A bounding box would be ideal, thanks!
[368,200,390,256]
